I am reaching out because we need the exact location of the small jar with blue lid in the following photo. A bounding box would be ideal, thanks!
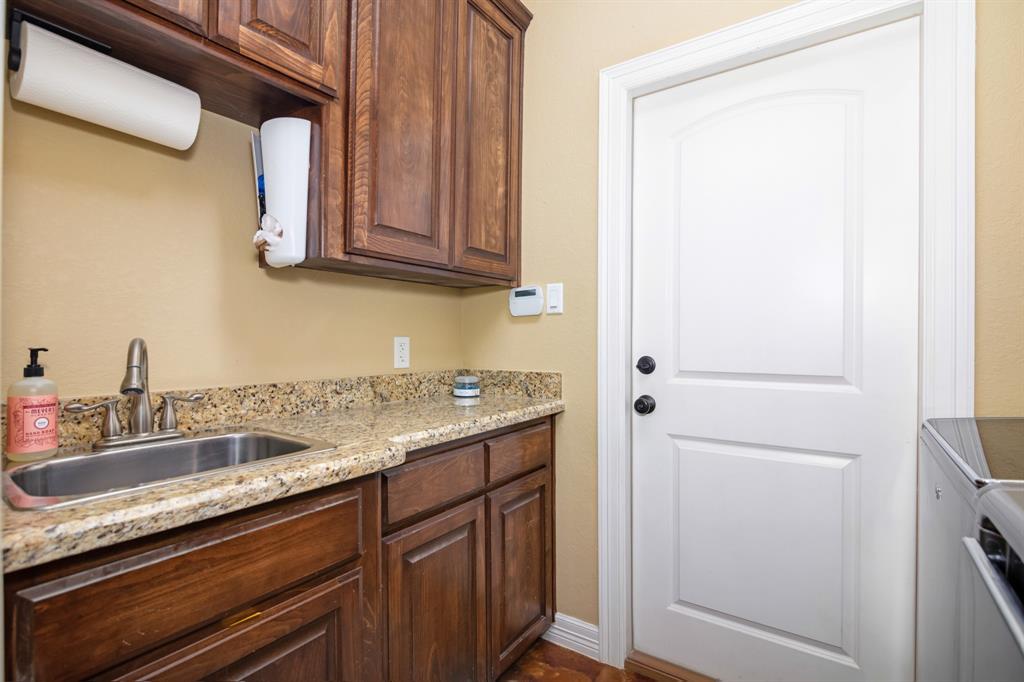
[453,375,480,398]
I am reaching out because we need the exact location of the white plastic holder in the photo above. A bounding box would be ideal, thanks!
[253,117,311,267]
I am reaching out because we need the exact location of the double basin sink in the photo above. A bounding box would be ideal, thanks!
[3,430,335,510]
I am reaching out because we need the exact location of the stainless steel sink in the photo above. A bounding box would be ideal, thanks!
[3,429,335,510]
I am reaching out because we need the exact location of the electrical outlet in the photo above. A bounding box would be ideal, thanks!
[394,336,410,369]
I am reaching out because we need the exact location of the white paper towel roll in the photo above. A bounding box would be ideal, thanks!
[10,22,201,150]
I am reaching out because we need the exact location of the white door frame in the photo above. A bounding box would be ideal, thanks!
[596,0,975,667]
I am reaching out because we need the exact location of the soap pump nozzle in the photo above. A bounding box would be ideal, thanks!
[24,347,48,377]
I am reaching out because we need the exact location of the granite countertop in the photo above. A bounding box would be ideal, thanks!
[3,393,564,573]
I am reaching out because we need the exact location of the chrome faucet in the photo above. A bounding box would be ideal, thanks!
[65,338,204,450]
[120,337,153,436]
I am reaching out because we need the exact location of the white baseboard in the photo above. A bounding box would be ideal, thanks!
[542,613,600,661]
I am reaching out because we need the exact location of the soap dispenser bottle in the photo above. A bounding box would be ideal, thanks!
[6,347,59,462]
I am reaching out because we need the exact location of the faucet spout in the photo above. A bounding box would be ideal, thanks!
[120,338,152,434]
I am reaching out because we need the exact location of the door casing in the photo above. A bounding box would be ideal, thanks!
[596,0,975,668]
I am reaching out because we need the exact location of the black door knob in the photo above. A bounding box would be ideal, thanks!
[636,356,656,374]
[634,395,656,415]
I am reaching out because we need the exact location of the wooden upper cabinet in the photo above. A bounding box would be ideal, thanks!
[125,0,208,34]
[347,0,457,267]
[452,0,524,280]
[211,0,342,94]
[303,0,530,286]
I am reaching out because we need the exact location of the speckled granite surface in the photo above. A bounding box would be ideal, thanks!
[3,371,562,573]
[1,369,560,450]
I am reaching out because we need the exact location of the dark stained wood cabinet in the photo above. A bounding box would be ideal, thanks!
[4,419,555,682]
[4,477,382,682]
[13,0,530,288]
[101,568,367,681]
[347,0,458,267]
[124,0,208,34]
[452,0,524,280]
[211,0,343,95]
[487,468,554,678]
[306,0,532,287]
[381,417,555,681]
[383,499,489,681]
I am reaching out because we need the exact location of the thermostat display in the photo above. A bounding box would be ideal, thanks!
[509,285,544,316]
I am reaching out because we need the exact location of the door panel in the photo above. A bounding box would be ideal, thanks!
[487,468,554,677]
[212,0,341,93]
[348,0,456,266]
[383,498,487,681]
[452,0,522,279]
[632,19,920,682]
[672,92,859,382]
[671,438,857,649]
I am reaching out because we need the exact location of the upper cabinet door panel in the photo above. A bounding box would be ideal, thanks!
[126,0,209,35]
[347,0,456,266]
[452,0,523,280]
[212,0,341,93]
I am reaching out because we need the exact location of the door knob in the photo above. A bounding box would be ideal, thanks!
[634,395,656,415]
[636,356,656,374]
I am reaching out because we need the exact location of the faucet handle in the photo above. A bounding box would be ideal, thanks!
[66,398,123,439]
[159,393,204,432]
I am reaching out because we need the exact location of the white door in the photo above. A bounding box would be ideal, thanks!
[632,18,919,682]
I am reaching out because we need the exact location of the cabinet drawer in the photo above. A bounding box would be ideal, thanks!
[10,486,363,682]
[383,443,485,526]
[100,568,364,681]
[486,423,551,483]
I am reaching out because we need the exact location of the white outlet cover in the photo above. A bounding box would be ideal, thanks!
[546,283,564,314]
[394,336,410,369]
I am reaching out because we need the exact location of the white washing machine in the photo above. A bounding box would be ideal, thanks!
[918,418,1024,681]
[961,483,1024,682]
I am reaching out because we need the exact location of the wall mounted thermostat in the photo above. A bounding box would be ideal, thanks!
[509,285,544,316]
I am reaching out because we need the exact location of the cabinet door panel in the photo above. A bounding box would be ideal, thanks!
[126,0,208,34]
[453,0,523,280]
[384,498,487,681]
[213,0,341,93]
[348,0,456,266]
[487,468,553,678]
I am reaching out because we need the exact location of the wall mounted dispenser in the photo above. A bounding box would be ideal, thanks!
[251,117,311,267]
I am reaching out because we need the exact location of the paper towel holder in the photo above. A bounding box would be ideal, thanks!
[7,9,110,72]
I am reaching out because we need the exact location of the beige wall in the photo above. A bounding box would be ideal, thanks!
[462,0,795,626]
[976,0,1024,416]
[3,101,464,396]
[2,0,1021,631]
[463,0,1024,625]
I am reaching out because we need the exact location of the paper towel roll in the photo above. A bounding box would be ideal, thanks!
[10,22,201,150]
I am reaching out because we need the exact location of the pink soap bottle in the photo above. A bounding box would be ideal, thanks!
[6,348,59,462]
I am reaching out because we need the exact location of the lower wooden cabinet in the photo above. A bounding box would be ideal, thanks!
[102,568,366,681]
[4,477,382,682]
[382,417,555,682]
[384,499,489,681]
[488,468,554,678]
[4,418,555,682]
